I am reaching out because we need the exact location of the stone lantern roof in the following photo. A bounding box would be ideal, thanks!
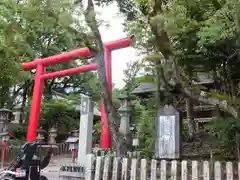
[0,108,12,112]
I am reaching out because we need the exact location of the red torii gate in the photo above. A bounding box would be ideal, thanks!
[21,37,133,149]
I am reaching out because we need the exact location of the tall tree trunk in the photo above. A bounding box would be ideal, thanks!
[186,97,195,141]
[214,104,221,118]
[20,81,29,123]
[0,86,10,108]
[83,0,127,158]
[44,79,55,100]
[155,59,161,109]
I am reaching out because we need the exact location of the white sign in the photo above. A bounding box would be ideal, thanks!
[157,115,176,159]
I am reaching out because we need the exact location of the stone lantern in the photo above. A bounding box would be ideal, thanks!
[0,108,11,168]
[66,129,79,151]
[65,129,79,163]
[118,94,135,135]
[37,127,46,143]
[48,127,57,145]
[71,130,79,138]
[118,93,135,152]
[0,108,11,139]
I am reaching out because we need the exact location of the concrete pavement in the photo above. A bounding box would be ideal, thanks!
[41,156,76,180]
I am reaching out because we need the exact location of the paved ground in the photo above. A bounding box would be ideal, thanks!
[41,156,75,180]
[0,156,75,180]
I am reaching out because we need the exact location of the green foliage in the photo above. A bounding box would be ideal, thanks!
[123,60,142,93]
[197,1,236,47]
[112,88,122,109]
[40,98,79,134]
[123,0,240,113]
[134,101,145,118]
[0,0,101,109]
[137,108,155,158]
[206,118,240,160]
[11,126,27,141]
[94,121,101,134]
[181,121,190,141]
[93,121,101,144]
[124,12,152,52]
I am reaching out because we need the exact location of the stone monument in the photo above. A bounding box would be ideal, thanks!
[155,105,181,159]
[77,94,94,167]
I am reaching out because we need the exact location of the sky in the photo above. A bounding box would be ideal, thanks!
[96,3,139,89]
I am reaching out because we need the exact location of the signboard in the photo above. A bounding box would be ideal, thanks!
[155,105,180,159]
[158,115,175,158]
[81,95,90,115]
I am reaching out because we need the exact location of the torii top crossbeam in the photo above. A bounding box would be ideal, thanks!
[22,38,132,70]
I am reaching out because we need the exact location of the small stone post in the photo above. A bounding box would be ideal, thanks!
[72,130,79,163]
[0,108,11,168]
[132,134,139,157]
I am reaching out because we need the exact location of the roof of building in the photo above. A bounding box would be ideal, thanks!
[132,73,214,95]
[65,137,79,143]
[131,82,156,94]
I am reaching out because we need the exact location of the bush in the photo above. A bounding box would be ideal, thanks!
[10,126,27,141]
[39,99,79,134]
[206,118,240,160]
[137,109,156,158]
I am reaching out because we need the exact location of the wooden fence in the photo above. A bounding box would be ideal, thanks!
[2,143,70,161]
[85,156,240,180]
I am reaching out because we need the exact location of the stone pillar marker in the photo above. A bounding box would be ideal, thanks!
[77,94,93,167]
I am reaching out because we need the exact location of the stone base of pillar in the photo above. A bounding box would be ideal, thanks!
[59,165,85,180]
[59,154,94,180]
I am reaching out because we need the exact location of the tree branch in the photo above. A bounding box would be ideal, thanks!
[182,87,239,118]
